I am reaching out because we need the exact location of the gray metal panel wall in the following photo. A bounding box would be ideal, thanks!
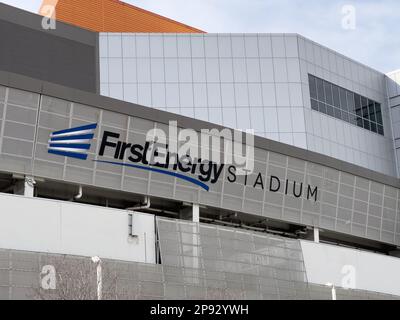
[0,218,398,300]
[156,217,309,299]
[0,84,400,246]
[0,4,98,93]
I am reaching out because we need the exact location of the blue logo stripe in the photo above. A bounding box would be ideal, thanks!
[52,123,97,136]
[50,134,94,141]
[49,143,91,150]
[93,159,209,191]
[48,149,88,160]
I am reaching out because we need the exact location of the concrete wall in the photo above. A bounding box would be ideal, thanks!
[0,193,156,263]
[301,240,400,296]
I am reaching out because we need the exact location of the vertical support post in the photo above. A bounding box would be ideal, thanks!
[24,177,35,197]
[179,203,200,222]
[331,285,337,300]
[14,176,35,197]
[96,262,102,301]
[325,283,336,300]
[91,256,102,300]
[192,203,200,223]
[314,227,320,243]
[192,204,200,281]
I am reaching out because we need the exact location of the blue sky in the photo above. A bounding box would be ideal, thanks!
[1,0,399,73]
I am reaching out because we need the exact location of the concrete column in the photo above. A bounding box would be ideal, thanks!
[313,227,320,243]
[192,203,200,223]
[191,204,200,280]
[24,177,35,197]
[179,203,201,278]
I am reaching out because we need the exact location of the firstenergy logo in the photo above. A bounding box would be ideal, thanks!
[48,122,318,200]
[48,123,97,160]
[47,123,221,191]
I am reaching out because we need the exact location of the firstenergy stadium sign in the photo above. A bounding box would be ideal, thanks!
[48,122,318,201]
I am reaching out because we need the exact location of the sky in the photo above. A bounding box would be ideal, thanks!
[1,0,399,73]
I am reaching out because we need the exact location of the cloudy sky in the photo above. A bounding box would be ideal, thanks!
[2,0,399,73]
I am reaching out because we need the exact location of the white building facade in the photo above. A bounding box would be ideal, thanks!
[99,33,396,176]
[1,2,400,300]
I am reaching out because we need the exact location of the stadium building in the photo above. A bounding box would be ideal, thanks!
[0,0,400,299]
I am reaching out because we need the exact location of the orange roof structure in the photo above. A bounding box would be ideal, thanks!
[39,0,205,33]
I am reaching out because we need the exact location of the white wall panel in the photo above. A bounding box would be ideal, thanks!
[301,240,400,296]
[99,33,397,177]
[0,193,156,263]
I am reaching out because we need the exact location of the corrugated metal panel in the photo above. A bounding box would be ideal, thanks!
[39,0,205,33]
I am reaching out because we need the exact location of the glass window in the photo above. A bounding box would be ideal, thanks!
[309,75,317,99]
[342,112,350,123]
[311,99,318,111]
[368,100,375,122]
[361,97,368,119]
[326,104,334,117]
[334,107,342,120]
[332,85,340,108]
[319,102,327,114]
[324,81,333,106]
[354,94,362,116]
[370,122,377,133]
[350,114,358,126]
[316,78,325,102]
[339,88,347,111]
[356,117,363,128]
[375,103,382,125]
[308,74,384,135]
[346,91,355,113]
[363,119,370,130]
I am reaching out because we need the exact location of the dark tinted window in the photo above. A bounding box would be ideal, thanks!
[368,100,375,122]
[354,94,362,116]
[324,81,333,105]
[308,74,384,136]
[347,91,355,113]
[311,99,318,111]
[375,103,383,125]
[339,88,347,111]
[361,97,368,119]
[332,86,340,108]
[308,74,317,99]
[316,78,325,102]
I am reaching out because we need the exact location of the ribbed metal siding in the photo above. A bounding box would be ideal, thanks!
[39,0,205,33]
